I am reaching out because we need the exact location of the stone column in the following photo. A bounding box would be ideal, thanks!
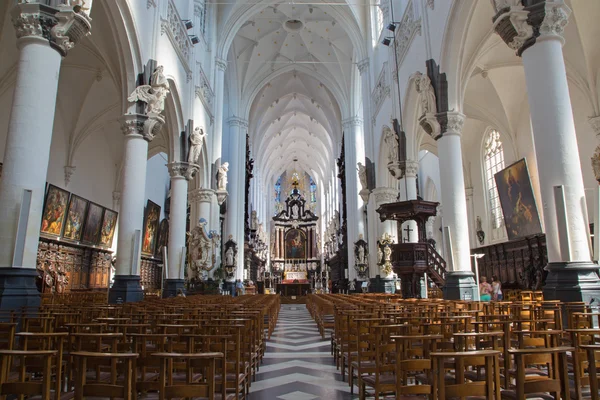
[590,116,600,262]
[494,0,600,303]
[109,113,163,303]
[211,58,227,173]
[0,3,91,310]
[163,162,198,297]
[399,160,419,243]
[224,117,248,280]
[436,112,477,300]
[372,187,399,278]
[343,118,366,281]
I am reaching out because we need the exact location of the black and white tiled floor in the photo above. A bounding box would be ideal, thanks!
[251,304,358,400]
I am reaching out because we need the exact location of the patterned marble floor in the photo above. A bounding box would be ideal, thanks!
[250,304,358,400]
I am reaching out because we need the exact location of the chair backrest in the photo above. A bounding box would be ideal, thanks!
[72,351,138,400]
[0,323,16,350]
[0,350,57,400]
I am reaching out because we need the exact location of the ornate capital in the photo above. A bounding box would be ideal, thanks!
[437,111,465,139]
[227,116,248,129]
[493,0,570,56]
[64,165,75,186]
[189,188,215,204]
[120,113,164,142]
[357,58,369,75]
[168,161,199,180]
[215,57,227,72]
[372,187,399,207]
[12,3,92,56]
[403,160,419,178]
[342,117,362,130]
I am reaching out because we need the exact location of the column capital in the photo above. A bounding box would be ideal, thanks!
[437,111,465,139]
[189,188,215,203]
[589,115,600,137]
[357,58,369,75]
[372,187,399,207]
[121,113,164,142]
[342,117,362,130]
[168,161,199,180]
[215,57,227,72]
[403,160,419,178]
[227,116,248,129]
[11,2,92,56]
[492,0,570,56]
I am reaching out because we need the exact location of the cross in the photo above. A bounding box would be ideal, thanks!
[403,225,414,242]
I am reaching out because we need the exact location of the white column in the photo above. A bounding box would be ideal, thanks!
[225,117,248,280]
[372,187,399,277]
[211,58,227,168]
[343,118,366,280]
[521,20,590,263]
[114,115,157,278]
[0,4,91,272]
[400,160,419,243]
[166,163,198,281]
[438,112,471,272]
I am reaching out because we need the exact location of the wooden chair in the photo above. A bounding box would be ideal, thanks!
[502,347,573,400]
[72,351,138,400]
[581,345,600,400]
[431,350,502,399]
[0,350,57,400]
[152,352,226,400]
[0,324,16,350]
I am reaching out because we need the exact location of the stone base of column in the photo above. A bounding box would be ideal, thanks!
[369,276,396,294]
[443,271,477,301]
[162,279,185,298]
[108,275,143,304]
[543,262,600,304]
[0,268,40,311]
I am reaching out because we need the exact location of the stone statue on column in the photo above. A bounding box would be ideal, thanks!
[384,128,399,164]
[188,127,206,165]
[415,72,437,115]
[217,162,229,190]
[128,66,170,116]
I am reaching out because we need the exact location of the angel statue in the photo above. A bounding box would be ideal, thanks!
[357,162,368,192]
[188,127,206,165]
[127,66,170,115]
[217,162,229,190]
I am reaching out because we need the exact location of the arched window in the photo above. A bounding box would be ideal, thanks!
[484,130,505,229]
[372,3,384,47]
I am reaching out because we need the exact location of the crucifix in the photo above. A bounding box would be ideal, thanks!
[403,225,414,243]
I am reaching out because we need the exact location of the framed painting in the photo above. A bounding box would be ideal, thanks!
[99,209,118,248]
[40,184,70,238]
[285,229,306,260]
[142,200,161,256]
[495,158,542,241]
[81,202,104,245]
[62,194,89,242]
[155,218,169,257]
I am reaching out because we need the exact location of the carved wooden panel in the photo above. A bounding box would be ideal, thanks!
[140,257,162,290]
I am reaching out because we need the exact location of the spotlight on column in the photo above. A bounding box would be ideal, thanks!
[387,23,397,32]
[183,20,194,30]
[189,35,200,45]
[382,37,392,46]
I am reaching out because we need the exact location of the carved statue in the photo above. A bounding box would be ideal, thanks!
[127,66,170,115]
[186,219,219,282]
[217,162,229,190]
[188,127,206,165]
[384,128,399,164]
[592,145,600,182]
[357,244,365,264]
[357,162,368,192]
[250,210,258,230]
[377,246,383,265]
[291,204,299,219]
[225,247,234,266]
[415,72,437,115]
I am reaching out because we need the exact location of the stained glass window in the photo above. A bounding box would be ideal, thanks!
[309,177,317,203]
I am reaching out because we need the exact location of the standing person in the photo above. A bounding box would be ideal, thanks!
[492,276,503,301]
[235,279,245,296]
[479,276,492,301]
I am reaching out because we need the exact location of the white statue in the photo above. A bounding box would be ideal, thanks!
[415,72,437,114]
[217,162,229,190]
[291,204,299,219]
[127,66,170,115]
[357,162,368,192]
[384,128,399,164]
[377,246,383,264]
[357,244,365,264]
[188,127,206,165]
[250,210,258,230]
[225,247,234,266]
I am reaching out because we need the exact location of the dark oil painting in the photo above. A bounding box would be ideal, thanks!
[494,158,542,240]
[82,202,104,245]
[62,194,88,241]
[285,229,306,259]
[99,209,118,248]
[142,200,161,256]
[40,184,70,237]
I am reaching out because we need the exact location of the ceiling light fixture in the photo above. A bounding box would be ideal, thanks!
[183,20,194,30]
[189,35,200,45]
